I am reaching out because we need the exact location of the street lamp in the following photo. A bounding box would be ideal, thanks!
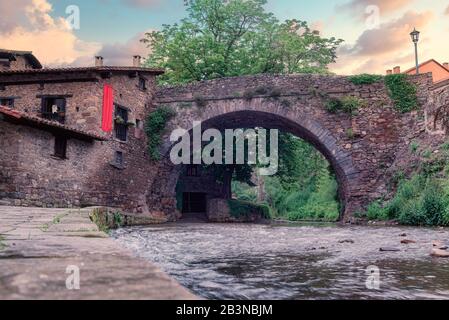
[410,28,420,75]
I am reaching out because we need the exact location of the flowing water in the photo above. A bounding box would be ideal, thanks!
[112,222,449,300]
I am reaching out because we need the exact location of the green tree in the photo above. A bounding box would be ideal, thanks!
[143,0,343,85]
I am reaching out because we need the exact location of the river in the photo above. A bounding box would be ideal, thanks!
[111,222,449,300]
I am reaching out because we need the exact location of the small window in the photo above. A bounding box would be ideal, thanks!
[41,97,66,123]
[139,78,147,91]
[54,136,67,159]
[114,105,128,141]
[0,98,14,108]
[115,151,124,167]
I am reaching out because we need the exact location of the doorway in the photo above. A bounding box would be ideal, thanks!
[182,192,207,213]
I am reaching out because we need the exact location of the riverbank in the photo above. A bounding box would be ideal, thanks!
[0,206,196,300]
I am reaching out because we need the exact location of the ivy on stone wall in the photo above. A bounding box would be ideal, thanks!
[348,74,384,85]
[384,74,418,113]
[145,106,176,161]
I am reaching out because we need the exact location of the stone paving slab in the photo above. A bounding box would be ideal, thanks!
[0,206,197,300]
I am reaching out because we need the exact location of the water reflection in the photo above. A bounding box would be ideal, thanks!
[112,223,449,300]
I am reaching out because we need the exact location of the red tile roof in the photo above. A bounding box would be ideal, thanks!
[0,66,164,75]
[0,105,108,141]
[403,59,448,74]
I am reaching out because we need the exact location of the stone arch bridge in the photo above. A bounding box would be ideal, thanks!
[147,73,438,222]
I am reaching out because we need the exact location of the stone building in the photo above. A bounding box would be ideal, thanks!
[0,49,42,72]
[387,59,449,84]
[0,50,164,214]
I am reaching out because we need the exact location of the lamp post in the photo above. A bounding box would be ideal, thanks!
[410,28,420,75]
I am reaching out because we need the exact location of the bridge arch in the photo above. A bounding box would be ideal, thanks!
[146,74,432,222]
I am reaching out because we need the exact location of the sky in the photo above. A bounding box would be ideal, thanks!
[0,0,448,74]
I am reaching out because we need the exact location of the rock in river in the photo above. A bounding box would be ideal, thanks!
[431,249,449,258]
[380,247,401,252]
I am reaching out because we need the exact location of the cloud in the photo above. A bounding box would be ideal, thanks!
[0,0,30,32]
[71,32,152,66]
[121,0,161,8]
[331,10,433,74]
[336,0,412,19]
[445,5,449,15]
[0,0,101,66]
[340,10,433,57]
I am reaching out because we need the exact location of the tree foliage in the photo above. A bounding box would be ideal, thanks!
[143,0,343,85]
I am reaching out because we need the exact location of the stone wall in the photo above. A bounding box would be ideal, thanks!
[207,198,263,223]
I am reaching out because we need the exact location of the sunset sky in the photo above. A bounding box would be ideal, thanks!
[0,0,448,74]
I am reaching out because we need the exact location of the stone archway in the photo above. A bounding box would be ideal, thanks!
[146,74,432,222]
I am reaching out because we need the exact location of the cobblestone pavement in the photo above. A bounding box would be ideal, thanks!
[0,206,196,300]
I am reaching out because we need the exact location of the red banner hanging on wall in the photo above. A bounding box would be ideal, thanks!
[101,84,114,132]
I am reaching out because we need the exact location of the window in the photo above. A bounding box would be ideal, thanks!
[0,98,14,108]
[138,77,147,91]
[41,97,66,123]
[54,136,67,159]
[115,151,124,167]
[186,165,200,177]
[114,105,128,141]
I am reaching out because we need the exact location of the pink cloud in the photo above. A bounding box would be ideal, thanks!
[337,0,412,19]
[331,10,434,74]
[0,0,101,66]
[70,31,152,67]
[339,10,433,57]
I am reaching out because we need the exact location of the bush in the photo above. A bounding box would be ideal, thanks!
[397,199,428,226]
[340,96,363,114]
[325,96,363,115]
[348,74,383,85]
[145,106,175,160]
[410,141,419,154]
[228,199,272,219]
[385,74,418,113]
[366,201,389,221]
[371,174,449,226]
[325,98,343,113]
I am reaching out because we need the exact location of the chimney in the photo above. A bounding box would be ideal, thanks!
[444,62,449,70]
[133,55,141,67]
[386,69,393,75]
[393,66,401,74]
[95,56,104,67]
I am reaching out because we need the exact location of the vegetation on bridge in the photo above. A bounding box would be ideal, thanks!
[348,73,419,113]
[145,106,176,160]
[348,74,384,85]
[325,96,365,115]
[384,74,419,113]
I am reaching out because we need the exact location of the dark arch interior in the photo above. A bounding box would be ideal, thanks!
[169,110,348,217]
